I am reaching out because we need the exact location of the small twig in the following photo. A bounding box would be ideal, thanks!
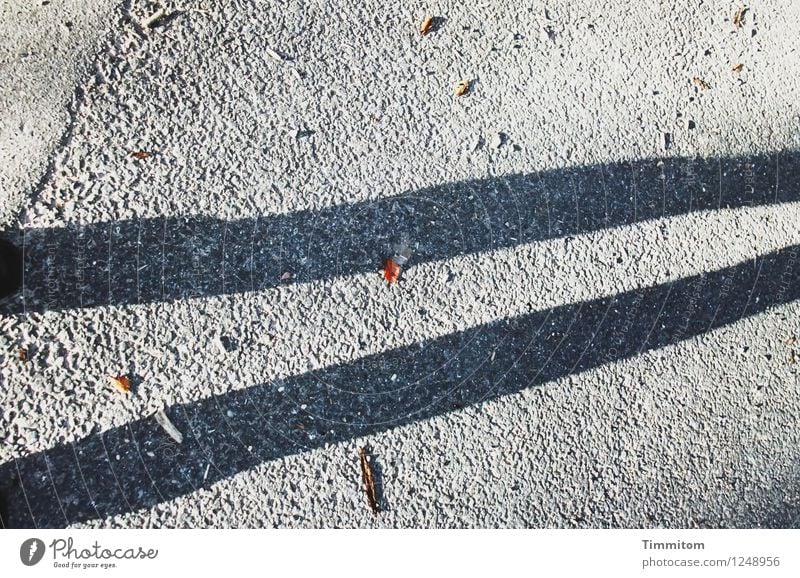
[141,8,167,29]
[184,7,211,16]
[358,447,380,515]
[141,5,210,33]
[733,6,748,28]
[265,47,285,63]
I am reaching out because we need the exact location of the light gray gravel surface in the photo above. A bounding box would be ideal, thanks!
[0,0,120,227]
[1,0,800,528]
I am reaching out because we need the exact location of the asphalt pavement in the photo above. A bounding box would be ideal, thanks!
[1,0,799,528]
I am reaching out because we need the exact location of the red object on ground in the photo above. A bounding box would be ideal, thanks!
[383,259,401,283]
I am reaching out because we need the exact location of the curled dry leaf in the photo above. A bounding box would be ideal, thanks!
[733,6,747,28]
[358,447,380,515]
[786,336,796,346]
[454,79,471,97]
[693,77,710,90]
[154,408,184,444]
[731,63,744,73]
[131,151,150,160]
[383,258,401,283]
[17,348,28,362]
[109,375,131,395]
[420,16,434,36]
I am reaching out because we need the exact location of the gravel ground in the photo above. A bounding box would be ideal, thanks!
[1,0,800,528]
[0,0,119,227]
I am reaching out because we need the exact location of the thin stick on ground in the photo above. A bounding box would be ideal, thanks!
[358,447,380,515]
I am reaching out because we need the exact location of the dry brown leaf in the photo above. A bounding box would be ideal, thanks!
[17,348,28,362]
[733,6,747,28]
[358,447,379,515]
[420,16,434,36]
[693,77,710,90]
[109,375,131,394]
[131,151,150,160]
[786,336,796,346]
[454,79,471,97]
[383,258,400,283]
[731,63,744,73]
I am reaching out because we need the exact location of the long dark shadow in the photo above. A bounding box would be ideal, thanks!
[1,241,799,528]
[0,150,796,315]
